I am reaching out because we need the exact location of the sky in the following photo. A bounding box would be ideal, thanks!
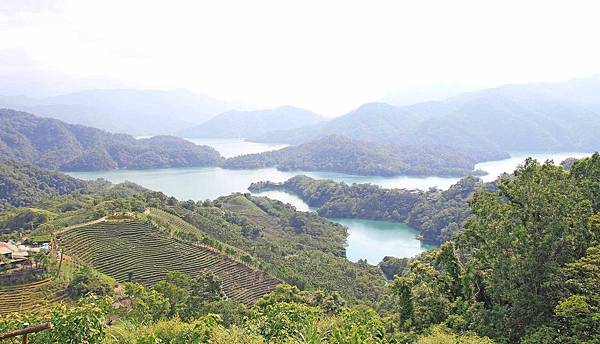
[1,0,600,116]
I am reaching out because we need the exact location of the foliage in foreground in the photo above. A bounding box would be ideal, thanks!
[388,156,600,343]
[0,296,111,344]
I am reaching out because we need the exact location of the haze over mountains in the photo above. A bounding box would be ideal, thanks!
[251,75,600,154]
[178,106,325,138]
[0,89,247,136]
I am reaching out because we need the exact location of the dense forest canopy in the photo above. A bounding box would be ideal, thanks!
[388,154,600,343]
[224,135,500,177]
[0,109,223,171]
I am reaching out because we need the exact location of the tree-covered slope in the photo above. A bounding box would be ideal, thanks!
[224,135,496,177]
[390,154,600,343]
[248,102,428,145]
[0,159,88,211]
[3,155,600,343]
[58,219,280,305]
[0,109,223,171]
[250,102,427,143]
[414,91,600,152]
[178,106,324,139]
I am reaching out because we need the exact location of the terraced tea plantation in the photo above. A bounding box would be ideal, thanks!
[57,220,280,305]
[0,279,69,315]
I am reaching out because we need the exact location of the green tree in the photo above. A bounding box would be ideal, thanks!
[121,282,170,324]
[67,266,113,299]
[524,244,600,343]
[570,152,600,211]
[458,159,596,340]
[330,305,385,343]
[390,255,452,332]
[181,273,224,321]
[152,272,192,318]
[0,295,111,344]
[417,325,494,344]
[249,301,321,342]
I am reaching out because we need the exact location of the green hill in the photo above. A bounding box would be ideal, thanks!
[0,279,69,315]
[0,89,244,136]
[0,109,223,171]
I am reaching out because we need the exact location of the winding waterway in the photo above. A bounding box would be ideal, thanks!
[67,140,592,264]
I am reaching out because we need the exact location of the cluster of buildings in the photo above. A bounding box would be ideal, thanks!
[0,241,49,270]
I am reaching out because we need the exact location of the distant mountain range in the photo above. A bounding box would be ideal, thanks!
[178,106,325,138]
[0,89,246,136]
[0,109,222,171]
[250,75,600,154]
[222,135,501,177]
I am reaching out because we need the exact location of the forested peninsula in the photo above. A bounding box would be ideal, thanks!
[250,175,496,245]
[224,135,496,177]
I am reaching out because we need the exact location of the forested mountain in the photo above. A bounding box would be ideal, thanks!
[0,89,244,136]
[178,106,324,138]
[0,109,223,171]
[224,135,501,177]
[0,160,88,211]
[250,175,494,244]
[251,75,600,155]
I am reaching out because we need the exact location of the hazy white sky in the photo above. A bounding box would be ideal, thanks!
[1,0,599,115]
